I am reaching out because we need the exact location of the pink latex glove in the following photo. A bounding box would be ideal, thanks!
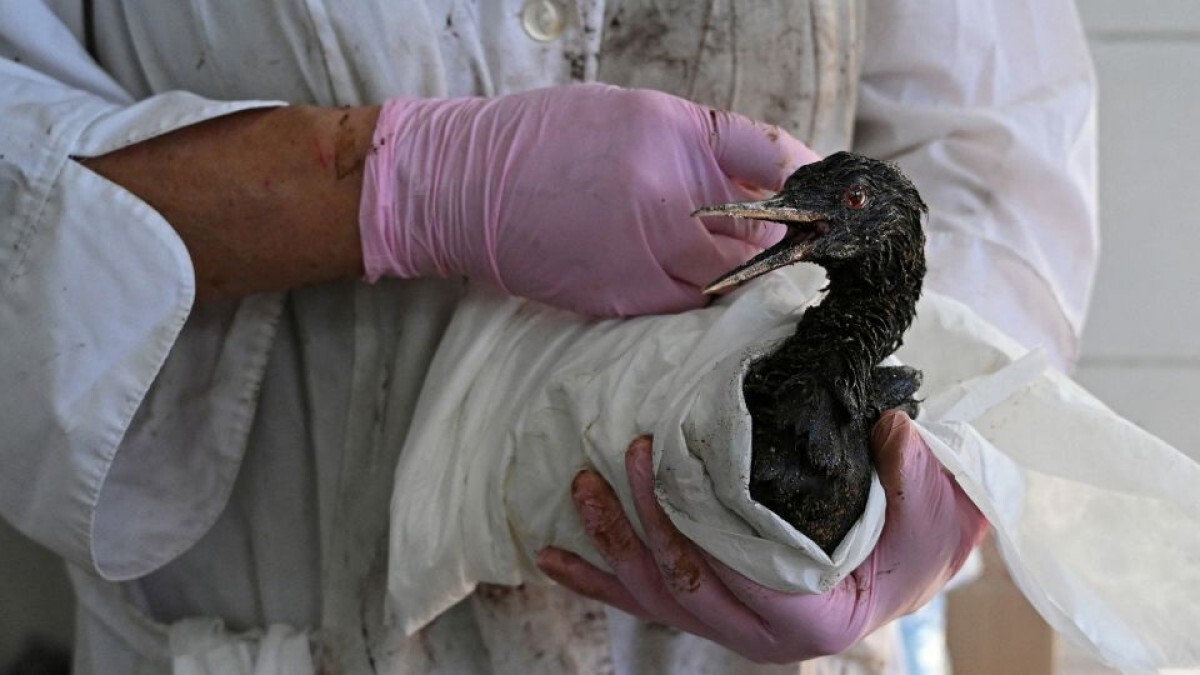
[359,83,818,317]
[536,411,988,663]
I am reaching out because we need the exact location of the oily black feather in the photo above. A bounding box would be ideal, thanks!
[741,152,928,553]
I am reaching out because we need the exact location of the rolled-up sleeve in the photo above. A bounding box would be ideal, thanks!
[854,0,1099,370]
[0,3,281,579]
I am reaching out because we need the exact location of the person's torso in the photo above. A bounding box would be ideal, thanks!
[72,2,866,672]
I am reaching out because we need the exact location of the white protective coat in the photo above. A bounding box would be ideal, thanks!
[0,0,1105,673]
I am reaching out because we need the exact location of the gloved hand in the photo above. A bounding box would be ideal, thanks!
[536,411,987,663]
[359,83,818,317]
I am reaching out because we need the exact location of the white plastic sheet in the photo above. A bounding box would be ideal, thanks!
[387,267,1200,673]
[899,300,1200,673]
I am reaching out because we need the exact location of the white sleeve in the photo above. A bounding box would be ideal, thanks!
[853,0,1099,371]
[0,2,282,579]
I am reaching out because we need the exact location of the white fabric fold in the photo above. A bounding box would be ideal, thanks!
[389,267,1200,673]
[0,50,282,579]
[387,268,886,634]
[169,619,313,675]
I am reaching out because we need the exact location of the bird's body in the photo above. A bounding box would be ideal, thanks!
[696,152,927,552]
[743,219,924,551]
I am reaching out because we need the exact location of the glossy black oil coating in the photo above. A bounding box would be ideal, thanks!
[743,152,927,553]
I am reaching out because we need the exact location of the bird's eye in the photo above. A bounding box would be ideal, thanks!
[843,185,870,210]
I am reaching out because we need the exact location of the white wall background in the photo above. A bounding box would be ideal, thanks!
[2,2,1198,672]
[1075,0,1200,463]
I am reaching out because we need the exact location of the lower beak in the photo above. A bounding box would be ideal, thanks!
[692,197,825,294]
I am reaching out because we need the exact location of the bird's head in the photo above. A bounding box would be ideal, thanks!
[694,151,927,294]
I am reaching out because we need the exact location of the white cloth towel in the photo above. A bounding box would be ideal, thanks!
[389,267,1200,673]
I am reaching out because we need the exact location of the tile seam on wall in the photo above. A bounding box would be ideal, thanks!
[1077,356,1200,368]
[1086,30,1200,43]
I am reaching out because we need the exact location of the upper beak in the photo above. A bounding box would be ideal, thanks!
[692,196,826,294]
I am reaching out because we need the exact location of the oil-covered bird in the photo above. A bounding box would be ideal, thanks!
[694,151,928,553]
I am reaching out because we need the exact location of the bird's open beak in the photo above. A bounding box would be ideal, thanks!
[693,196,828,294]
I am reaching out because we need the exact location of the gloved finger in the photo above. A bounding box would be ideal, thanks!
[700,551,823,617]
[702,551,868,658]
[625,439,775,647]
[589,275,706,318]
[659,231,783,299]
[708,109,820,191]
[871,412,986,549]
[702,218,786,250]
[692,178,784,260]
[708,233,776,271]
[536,547,649,620]
[625,277,709,317]
[656,227,774,292]
[568,467,724,640]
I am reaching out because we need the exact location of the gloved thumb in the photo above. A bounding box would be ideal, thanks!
[709,110,820,191]
[867,411,987,613]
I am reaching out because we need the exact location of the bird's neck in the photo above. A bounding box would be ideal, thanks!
[747,222,925,412]
[816,243,923,362]
[790,226,926,379]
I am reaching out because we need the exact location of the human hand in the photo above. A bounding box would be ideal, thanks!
[359,84,817,316]
[536,412,987,663]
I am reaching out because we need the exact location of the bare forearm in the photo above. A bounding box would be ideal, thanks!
[81,105,381,300]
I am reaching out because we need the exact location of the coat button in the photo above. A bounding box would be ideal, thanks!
[521,0,566,42]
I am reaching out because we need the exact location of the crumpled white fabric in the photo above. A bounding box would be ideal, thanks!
[388,266,1200,673]
[168,619,312,675]
[898,302,1200,674]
